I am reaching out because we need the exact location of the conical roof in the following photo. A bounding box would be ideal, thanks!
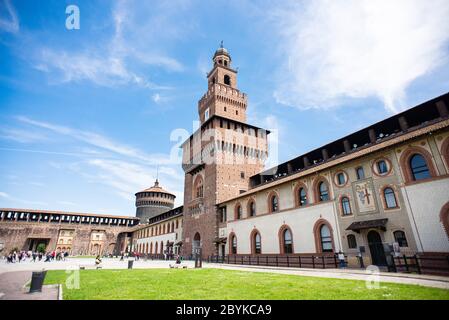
[213,41,231,60]
[136,179,175,197]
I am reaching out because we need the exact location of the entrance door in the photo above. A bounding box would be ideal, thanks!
[192,232,201,255]
[220,244,225,257]
[367,230,387,266]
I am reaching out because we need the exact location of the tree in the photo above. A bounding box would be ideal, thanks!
[36,243,46,253]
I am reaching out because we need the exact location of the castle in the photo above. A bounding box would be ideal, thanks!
[1,45,449,268]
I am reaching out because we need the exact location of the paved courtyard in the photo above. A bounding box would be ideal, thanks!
[1,257,448,299]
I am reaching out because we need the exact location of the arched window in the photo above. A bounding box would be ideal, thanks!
[224,75,231,86]
[336,172,346,185]
[356,167,365,180]
[384,187,398,209]
[282,228,293,254]
[443,138,449,169]
[298,187,307,206]
[377,160,388,175]
[248,200,256,217]
[320,225,333,252]
[270,194,279,212]
[230,234,237,254]
[393,231,408,247]
[409,154,430,181]
[341,197,352,215]
[235,204,242,220]
[347,234,357,249]
[252,231,261,254]
[194,176,204,198]
[318,182,329,201]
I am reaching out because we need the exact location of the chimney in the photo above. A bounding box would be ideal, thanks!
[303,156,310,168]
[321,148,329,161]
[398,116,409,131]
[368,129,376,143]
[436,100,449,118]
[343,139,351,153]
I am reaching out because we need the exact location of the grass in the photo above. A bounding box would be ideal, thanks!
[43,268,449,300]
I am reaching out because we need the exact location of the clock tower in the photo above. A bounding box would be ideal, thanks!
[181,44,269,257]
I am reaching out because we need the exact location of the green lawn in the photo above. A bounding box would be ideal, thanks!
[44,268,449,300]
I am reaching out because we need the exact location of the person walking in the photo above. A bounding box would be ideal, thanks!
[95,255,102,269]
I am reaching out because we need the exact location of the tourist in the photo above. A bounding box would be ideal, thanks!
[95,255,102,266]
[32,251,37,262]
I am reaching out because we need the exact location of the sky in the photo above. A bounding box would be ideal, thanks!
[1,0,449,216]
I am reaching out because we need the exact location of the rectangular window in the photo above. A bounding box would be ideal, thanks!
[356,167,365,180]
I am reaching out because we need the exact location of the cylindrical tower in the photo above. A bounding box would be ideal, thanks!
[135,179,175,223]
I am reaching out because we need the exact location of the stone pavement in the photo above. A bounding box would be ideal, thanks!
[205,264,449,290]
[0,271,59,300]
[0,257,196,275]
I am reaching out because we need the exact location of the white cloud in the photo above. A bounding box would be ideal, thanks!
[0,128,48,143]
[0,191,10,198]
[272,0,449,113]
[16,116,175,164]
[0,0,19,33]
[152,93,161,103]
[15,116,185,204]
[76,158,183,204]
[0,191,48,206]
[34,0,187,89]
[37,49,166,89]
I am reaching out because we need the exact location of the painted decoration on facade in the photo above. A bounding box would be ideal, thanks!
[353,179,377,213]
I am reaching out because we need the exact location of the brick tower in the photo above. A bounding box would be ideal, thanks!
[181,44,269,257]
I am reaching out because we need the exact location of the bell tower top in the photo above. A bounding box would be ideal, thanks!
[199,44,247,124]
[212,41,232,68]
[207,42,238,90]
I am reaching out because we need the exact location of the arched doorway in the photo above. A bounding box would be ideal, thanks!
[192,232,201,254]
[440,202,449,239]
[367,231,387,266]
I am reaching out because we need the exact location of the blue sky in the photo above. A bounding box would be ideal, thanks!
[1,0,449,216]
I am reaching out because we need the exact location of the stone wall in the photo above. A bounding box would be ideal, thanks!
[0,220,132,255]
